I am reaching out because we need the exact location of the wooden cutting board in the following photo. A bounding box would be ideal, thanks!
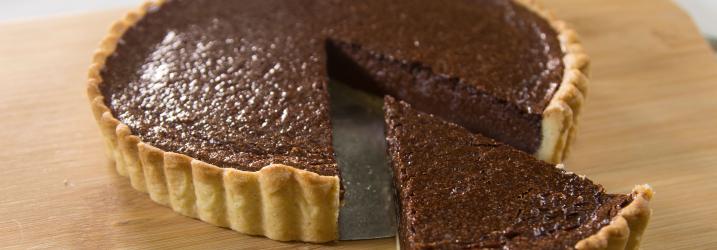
[1,0,716,249]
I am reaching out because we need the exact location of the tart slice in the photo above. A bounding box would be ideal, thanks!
[384,97,652,250]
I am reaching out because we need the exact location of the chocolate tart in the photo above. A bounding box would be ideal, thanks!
[384,97,652,250]
[88,0,588,243]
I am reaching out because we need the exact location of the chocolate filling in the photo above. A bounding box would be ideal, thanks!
[384,97,632,249]
[100,0,564,175]
[326,41,544,153]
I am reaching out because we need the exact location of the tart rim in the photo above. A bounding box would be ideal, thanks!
[86,0,643,247]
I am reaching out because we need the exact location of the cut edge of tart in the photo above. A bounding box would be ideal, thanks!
[87,0,587,243]
[385,97,653,250]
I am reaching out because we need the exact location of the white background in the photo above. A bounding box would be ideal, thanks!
[0,0,714,49]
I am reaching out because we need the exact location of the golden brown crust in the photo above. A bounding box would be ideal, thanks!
[515,0,590,164]
[87,0,339,243]
[576,185,654,250]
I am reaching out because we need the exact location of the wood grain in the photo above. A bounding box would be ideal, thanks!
[1,0,716,249]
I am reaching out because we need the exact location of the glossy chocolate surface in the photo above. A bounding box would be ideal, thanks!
[101,0,564,173]
[384,97,631,249]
